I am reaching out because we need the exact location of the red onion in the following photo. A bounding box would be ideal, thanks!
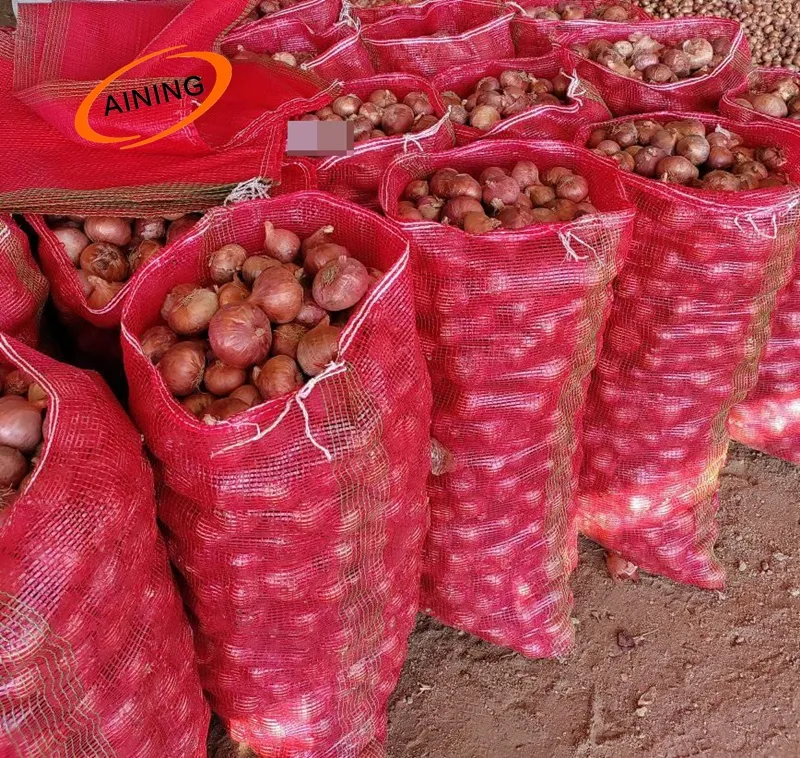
[218,275,250,307]
[208,303,272,369]
[255,355,304,400]
[52,226,89,265]
[510,161,540,189]
[86,277,123,309]
[229,384,262,408]
[84,216,131,246]
[166,287,219,335]
[264,221,301,262]
[0,445,28,488]
[312,257,370,312]
[141,325,178,364]
[0,396,42,453]
[381,103,415,135]
[445,173,482,200]
[271,322,307,359]
[203,397,249,423]
[134,217,166,240]
[442,197,484,227]
[296,324,341,376]
[204,361,247,396]
[80,242,129,282]
[158,341,206,397]
[482,176,520,209]
[182,392,215,417]
[242,255,281,285]
[209,244,248,285]
[249,267,304,323]
[128,239,163,274]
[295,292,330,329]
[303,243,348,277]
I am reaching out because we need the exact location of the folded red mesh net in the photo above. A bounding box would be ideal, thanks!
[232,0,341,33]
[120,192,432,755]
[380,140,635,658]
[575,113,800,588]
[0,335,208,757]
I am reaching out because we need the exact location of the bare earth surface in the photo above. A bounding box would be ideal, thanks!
[389,444,800,758]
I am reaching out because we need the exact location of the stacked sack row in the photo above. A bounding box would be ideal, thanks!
[1,0,799,756]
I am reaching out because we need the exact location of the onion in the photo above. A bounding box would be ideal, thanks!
[497,206,533,229]
[133,217,166,240]
[271,322,307,358]
[649,129,677,153]
[181,392,214,417]
[773,76,800,102]
[632,51,659,71]
[255,355,303,400]
[160,284,195,321]
[86,277,123,309]
[2,370,28,395]
[586,128,607,148]
[301,225,335,256]
[229,384,262,407]
[660,49,691,78]
[404,91,434,117]
[166,287,219,335]
[656,155,699,184]
[332,94,362,118]
[84,216,131,246]
[218,275,250,307]
[26,383,48,411]
[499,70,528,90]
[295,292,330,329]
[359,102,382,127]
[706,146,735,170]
[634,146,667,177]
[0,397,42,453]
[312,257,370,311]
[208,303,272,368]
[442,196,484,227]
[548,198,578,221]
[542,166,573,186]
[556,175,589,202]
[479,166,507,184]
[398,202,424,221]
[353,116,374,141]
[128,239,163,274]
[682,38,714,69]
[79,242,129,282]
[575,202,598,217]
[296,324,341,376]
[272,51,297,67]
[430,168,458,197]
[733,160,769,180]
[242,255,280,285]
[702,170,741,191]
[667,119,706,137]
[165,215,199,245]
[528,184,556,206]
[303,243,349,277]
[369,89,398,108]
[445,173,482,200]
[635,120,662,144]
[263,221,301,263]
[403,179,429,202]
[381,103,415,135]
[510,161,540,189]
[203,397,249,423]
[209,244,248,284]
[643,64,673,84]
[602,5,629,20]
[0,445,28,488]
[52,226,89,265]
[754,146,787,171]
[463,212,501,234]
[608,122,638,147]
[249,267,303,323]
[611,152,635,171]
[76,270,93,297]
[476,90,504,110]
[283,262,306,285]
[594,140,621,156]
[141,325,178,363]
[412,115,438,133]
[440,91,462,107]
[483,176,520,209]
[158,341,206,396]
[748,93,789,118]
[447,104,469,124]
[469,105,501,131]
[676,135,710,166]
[204,361,246,396]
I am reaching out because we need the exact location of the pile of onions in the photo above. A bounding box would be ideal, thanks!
[587,117,791,189]
[270,50,315,67]
[248,0,306,19]
[571,33,731,83]
[441,71,572,131]
[147,222,383,422]
[734,76,800,121]
[397,161,598,232]
[349,0,418,6]
[301,89,438,142]
[0,364,46,509]
[523,2,635,20]
[46,213,201,310]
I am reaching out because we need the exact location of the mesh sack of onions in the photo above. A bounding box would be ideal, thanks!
[554,18,750,116]
[379,140,635,657]
[343,0,432,26]
[433,51,610,146]
[512,0,652,57]
[238,0,340,31]
[222,17,375,82]
[361,0,515,78]
[120,192,432,756]
[575,113,800,588]
[0,214,48,347]
[0,334,208,757]
[720,69,800,126]
[309,74,456,208]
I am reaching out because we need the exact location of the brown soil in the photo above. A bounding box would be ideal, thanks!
[389,444,800,758]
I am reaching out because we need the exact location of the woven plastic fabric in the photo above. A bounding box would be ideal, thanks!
[315,73,455,208]
[362,0,515,78]
[0,214,48,347]
[120,192,432,757]
[379,141,635,658]
[554,18,750,116]
[719,67,800,127]
[432,50,610,146]
[274,157,320,195]
[343,0,432,26]
[222,17,375,82]
[575,113,800,588]
[0,335,209,758]
[235,0,341,33]
[512,0,652,57]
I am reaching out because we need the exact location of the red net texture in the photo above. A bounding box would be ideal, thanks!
[234,0,342,33]
[432,50,611,146]
[553,18,750,116]
[0,0,331,214]
[719,67,800,126]
[344,0,436,26]
[314,73,455,208]
[362,0,515,78]
[0,335,209,757]
[512,0,652,57]
[0,214,49,346]
[274,157,320,194]
[120,192,432,756]
[221,17,375,82]
[575,113,800,588]
[379,140,635,658]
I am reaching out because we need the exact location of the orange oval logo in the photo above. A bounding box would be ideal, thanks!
[74,45,232,150]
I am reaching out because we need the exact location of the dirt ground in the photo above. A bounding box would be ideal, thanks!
[389,444,800,758]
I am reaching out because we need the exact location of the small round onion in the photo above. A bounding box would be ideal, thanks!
[249,267,304,323]
[181,392,215,417]
[26,383,48,411]
[483,176,520,209]
[0,397,42,453]
[417,195,445,221]
[632,51,660,71]
[304,243,349,277]
[586,128,607,148]
[165,215,199,245]
[203,397,249,423]
[608,122,638,148]
[218,276,250,307]
[271,322,308,359]
[463,212,502,234]
[134,217,166,240]
[264,222,301,262]
[0,445,28,488]
[86,277,124,309]
[634,146,667,177]
[52,226,89,265]
[542,166,574,186]
[295,292,330,329]
[160,283,195,321]
[398,202,424,221]
[706,146,735,170]
[602,5,629,20]
[230,384,262,407]
[660,49,691,78]
[649,129,677,153]
[403,179,429,201]
[84,216,131,246]
[497,206,534,229]
[79,242,129,282]
[676,135,710,166]
[611,152,635,171]
[682,38,714,70]
[381,103,415,135]
[204,361,247,396]
[128,239,163,274]
[469,105,501,131]
[209,244,248,285]
[242,255,281,285]
[445,173,482,200]
[312,257,370,312]
[754,146,787,171]
[296,324,341,376]
[548,198,578,221]
[510,161,540,189]
[594,140,621,156]
[656,155,699,184]
[208,303,272,369]
[643,64,674,84]
[166,287,219,335]
[528,184,556,206]
[555,175,589,202]
[141,325,178,364]
[332,94,362,118]
[733,160,769,180]
[359,101,383,127]
[447,104,469,125]
[255,355,304,400]
[369,89,398,108]
[2,370,28,396]
[403,91,434,117]
[702,170,741,191]
[442,197,484,227]
[158,341,206,397]
[430,168,458,197]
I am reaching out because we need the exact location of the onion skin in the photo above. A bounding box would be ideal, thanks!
[255,355,304,400]
[528,184,556,206]
[249,267,304,323]
[263,222,301,263]
[86,277,124,309]
[0,445,28,488]
[381,103,415,135]
[296,324,341,376]
[166,287,219,336]
[208,303,272,369]
[312,257,370,312]
[303,243,348,277]
[84,217,131,246]
[26,383,48,411]
[204,361,247,396]
[141,325,178,364]
[271,322,307,359]
[80,242,129,282]
[229,384,262,407]
[53,226,89,265]
[133,217,166,240]
[218,276,250,307]
[301,225,335,256]
[2,371,27,395]
[209,244,248,285]
[158,341,206,397]
[0,397,43,454]
[181,392,215,417]
[403,179,429,201]
[161,283,196,321]
[128,239,163,274]
[202,397,249,423]
[242,255,281,286]
[295,293,330,329]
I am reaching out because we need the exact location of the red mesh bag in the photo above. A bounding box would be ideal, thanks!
[575,113,800,588]
[432,51,610,146]
[222,17,375,82]
[120,192,432,756]
[344,0,434,26]
[362,0,515,78]
[0,0,330,214]
[719,68,800,126]
[313,73,455,208]
[512,0,652,57]
[379,141,635,658]
[235,0,341,33]
[0,335,209,757]
[274,157,320,195]
[553,18,750,116]
[0,214,48,346]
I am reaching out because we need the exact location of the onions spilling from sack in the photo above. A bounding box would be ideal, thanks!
[571,33,731,83]
[588,118,791,189]
[441,71,572,130]
[0,365,47,508]
[301,89,438,141]
[735,75,800,120]
[146,223,382,422]
[523,2,636,21]
[46,214,200,310]
[398,161,598,231]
